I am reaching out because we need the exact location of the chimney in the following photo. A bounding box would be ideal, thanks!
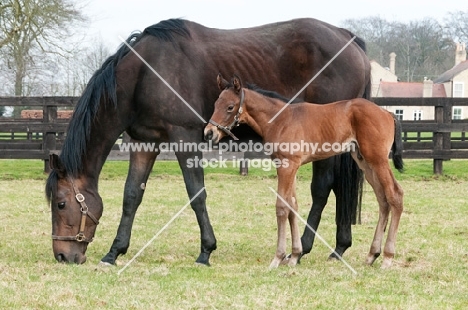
[389,52,396,75]
[455,42,466,66]
[423,78,433,98]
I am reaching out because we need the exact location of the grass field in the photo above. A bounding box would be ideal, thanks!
[0,159,467,309]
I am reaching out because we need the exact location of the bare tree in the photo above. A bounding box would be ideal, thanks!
[0,0,86,96]
[445,10,468,43]
[71,38,111,95]
[341,17,454,82]
[342,16,397,66]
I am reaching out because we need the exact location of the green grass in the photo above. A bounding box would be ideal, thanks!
[1,158,468,181]
[0,159,467,308]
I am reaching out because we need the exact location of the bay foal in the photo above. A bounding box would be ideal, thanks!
[204,74,404,269]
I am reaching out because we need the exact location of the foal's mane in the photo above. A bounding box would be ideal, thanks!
[46,19,191,200]
[246,84,303,104]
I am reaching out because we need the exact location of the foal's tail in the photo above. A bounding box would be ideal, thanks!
[392,114,404,172]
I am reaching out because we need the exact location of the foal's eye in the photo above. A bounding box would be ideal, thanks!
[227,105,234,112]
[57,202,66,210]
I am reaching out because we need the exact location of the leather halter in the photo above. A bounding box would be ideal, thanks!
[51,177,99,243]
[208,89,244,141]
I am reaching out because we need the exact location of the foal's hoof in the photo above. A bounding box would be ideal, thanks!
[365,252,381,266]
[269,257,283,269]
[285,253,303,264]
[381,256,393,269]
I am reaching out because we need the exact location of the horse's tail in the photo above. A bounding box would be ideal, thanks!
[336,153,364,226]
[392,115,405,172]
[353,34,372,101]
[334,33,368,226]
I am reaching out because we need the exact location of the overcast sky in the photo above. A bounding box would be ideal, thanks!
[82,0,465,48]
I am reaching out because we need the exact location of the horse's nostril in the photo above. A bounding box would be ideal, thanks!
[205,130,213,141]
[56,253,66,263]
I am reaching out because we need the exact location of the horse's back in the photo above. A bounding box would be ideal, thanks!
[171,18,370,103]
[125,18,370,139]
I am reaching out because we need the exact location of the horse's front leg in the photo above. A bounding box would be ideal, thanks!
[171,128,216,266]
[300,158,335,261]
[101,144,158,265]
[269,162,301,269]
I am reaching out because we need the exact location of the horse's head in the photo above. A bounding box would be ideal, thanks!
[46,154,102,264]
[204,73,245,143]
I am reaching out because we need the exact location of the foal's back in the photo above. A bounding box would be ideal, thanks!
[286,98,394,146]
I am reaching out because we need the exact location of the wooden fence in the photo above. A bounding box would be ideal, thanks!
[1,96,467,174]
[373,97,468,174]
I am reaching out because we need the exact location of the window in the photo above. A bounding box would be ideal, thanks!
[454,82,464,97]
[453,107,462,120]
[413,110,422,121]
[395,109,404,120]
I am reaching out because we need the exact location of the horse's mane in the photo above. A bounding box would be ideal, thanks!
[46,19,190,200]
[143,18,191,41]
[246,83,303,104]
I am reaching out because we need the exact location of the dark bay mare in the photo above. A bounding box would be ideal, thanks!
[205,74,404,268]
[45,18,370,265]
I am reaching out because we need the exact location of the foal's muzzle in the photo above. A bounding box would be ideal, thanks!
[204,124,221,143]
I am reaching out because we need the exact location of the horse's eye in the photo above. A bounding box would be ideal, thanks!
[227,105,234,112]
[57,202,66,210]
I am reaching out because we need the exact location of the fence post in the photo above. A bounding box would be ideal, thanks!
[443,99,452,158]
[433,101,443,175]
[43,102,57,173]
[433,98,452,175]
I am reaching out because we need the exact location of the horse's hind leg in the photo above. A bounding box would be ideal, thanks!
[300,158,334,260]
[101,143,158,265]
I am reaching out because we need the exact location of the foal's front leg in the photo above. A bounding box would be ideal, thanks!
[269,163,301,269]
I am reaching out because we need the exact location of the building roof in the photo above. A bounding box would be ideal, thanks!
[434,60,468,83]
[379,81,446,97]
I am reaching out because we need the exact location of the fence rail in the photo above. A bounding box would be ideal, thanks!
[1,96,467,174]
[373,97,468,174]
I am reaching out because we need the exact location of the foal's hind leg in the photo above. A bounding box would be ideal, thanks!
[376,166,403,268]
[367,164,403,268]
[354,155,403,268]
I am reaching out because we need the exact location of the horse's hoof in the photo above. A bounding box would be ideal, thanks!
[195,252,211,266]
[194,261,210,267]
[328,252,342,261]
[98,261,114,267]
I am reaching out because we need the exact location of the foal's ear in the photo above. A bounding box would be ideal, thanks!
[232,74,243,93]
[217,73,230,90]
[49,154,66,178]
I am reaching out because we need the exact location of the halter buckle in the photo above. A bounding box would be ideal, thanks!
[75,193,85,202]
[75,233,86,242]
